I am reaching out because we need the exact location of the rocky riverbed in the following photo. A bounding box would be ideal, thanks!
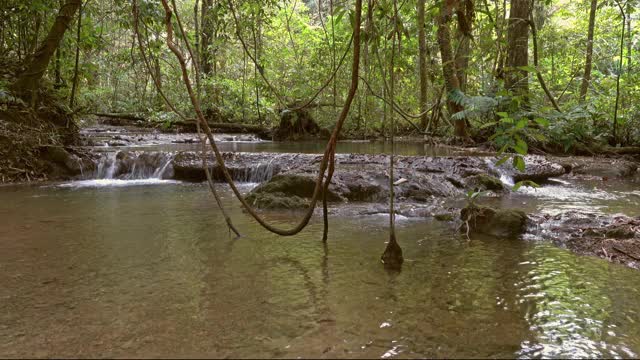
[42,120,640,270]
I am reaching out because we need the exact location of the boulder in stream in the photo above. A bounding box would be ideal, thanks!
[465,174,504,191]
[244,174,343,209]
[460,205,527,238]
[509,155,566,182]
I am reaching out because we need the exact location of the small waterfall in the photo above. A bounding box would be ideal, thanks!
[95,152,117,178]
[92,151,174,180]
[234,159,276,183]
[485,158,515,187]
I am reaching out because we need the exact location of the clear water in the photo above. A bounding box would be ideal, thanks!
[107,139,480,157]
[1,182,640,358]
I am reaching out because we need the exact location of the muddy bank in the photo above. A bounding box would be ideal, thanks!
[0,94,92,183]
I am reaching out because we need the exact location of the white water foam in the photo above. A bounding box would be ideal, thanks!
[58,179,180,188]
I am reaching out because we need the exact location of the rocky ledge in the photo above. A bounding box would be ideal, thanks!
[172,152,566,206]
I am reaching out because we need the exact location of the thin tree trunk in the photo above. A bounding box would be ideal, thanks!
[626,3,632,73]
[200,0,213,76]
[363,0,374,139]
[54,48,63,89]
[579,0,597,102]
[505,0,530,99]
[330,0,337,116]
[12,0,82,100]
[455,0,474,92]
[417,0,429,130]
[613,0,625,144]
[436,0,467,138]
[194,0,200,66]
[69,2,82,108]
[529,15,561,112]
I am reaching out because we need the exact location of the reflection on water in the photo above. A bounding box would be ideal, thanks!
[1,183,640,358]
[120,139,472,157]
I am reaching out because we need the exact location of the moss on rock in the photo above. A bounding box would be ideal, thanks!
[465,174,504,191]
[461,205,527,238]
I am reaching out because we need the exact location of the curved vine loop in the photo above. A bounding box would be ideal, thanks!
[157,0,363,236]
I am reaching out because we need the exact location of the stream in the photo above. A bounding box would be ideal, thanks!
[1,130,640,358]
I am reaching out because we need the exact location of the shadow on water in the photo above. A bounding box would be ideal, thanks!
[1,182,640,358]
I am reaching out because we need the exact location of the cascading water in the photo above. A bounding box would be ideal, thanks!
[484,158,515,187]
[59,151,177,188]
[237,158,276,183]
[91,151,175,180]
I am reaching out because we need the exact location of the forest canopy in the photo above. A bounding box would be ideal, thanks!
[1,0,639,150]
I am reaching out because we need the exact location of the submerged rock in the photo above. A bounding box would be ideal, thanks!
[461,205,527,238]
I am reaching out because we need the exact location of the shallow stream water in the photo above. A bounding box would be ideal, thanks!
[1,140,640,358]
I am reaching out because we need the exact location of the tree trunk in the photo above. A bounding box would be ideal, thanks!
[54,48,63,89]
[436,0,467,137]
[505,0,530,99]
[200,0,213,76]
[12,0,82,100]
[455,35,471,91]
[612,0,625,144]
[69,2,82,108]
[417,0,429,130]
[455,0,474,92]
[626,3,632,73]
[579,0,597,102]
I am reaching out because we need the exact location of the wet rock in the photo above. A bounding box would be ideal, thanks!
[244,174,343,208]
[434,213,455,222]
[508,155,566,182]
[170,152,565,201]
[461,205,527,237]
[528,212,640,270]
[559,157,639,178]
[244,192,309,209]
[172,152,280,182]
[465,174,504,191]
[41,146,94,177]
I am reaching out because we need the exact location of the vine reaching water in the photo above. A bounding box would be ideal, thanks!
[380,0,404,269]
[156,0,363,237]
[133,0,240,236]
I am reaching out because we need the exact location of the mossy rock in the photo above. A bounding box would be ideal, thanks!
[434,213,455,222]
[250,174,342,201]
[244,192,309,209]
[244,173,342,209]
[461,205,527,238]
[465,174,504,191]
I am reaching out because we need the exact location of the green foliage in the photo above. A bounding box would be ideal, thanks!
[464,189,488,207]
[450,90,500,122]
